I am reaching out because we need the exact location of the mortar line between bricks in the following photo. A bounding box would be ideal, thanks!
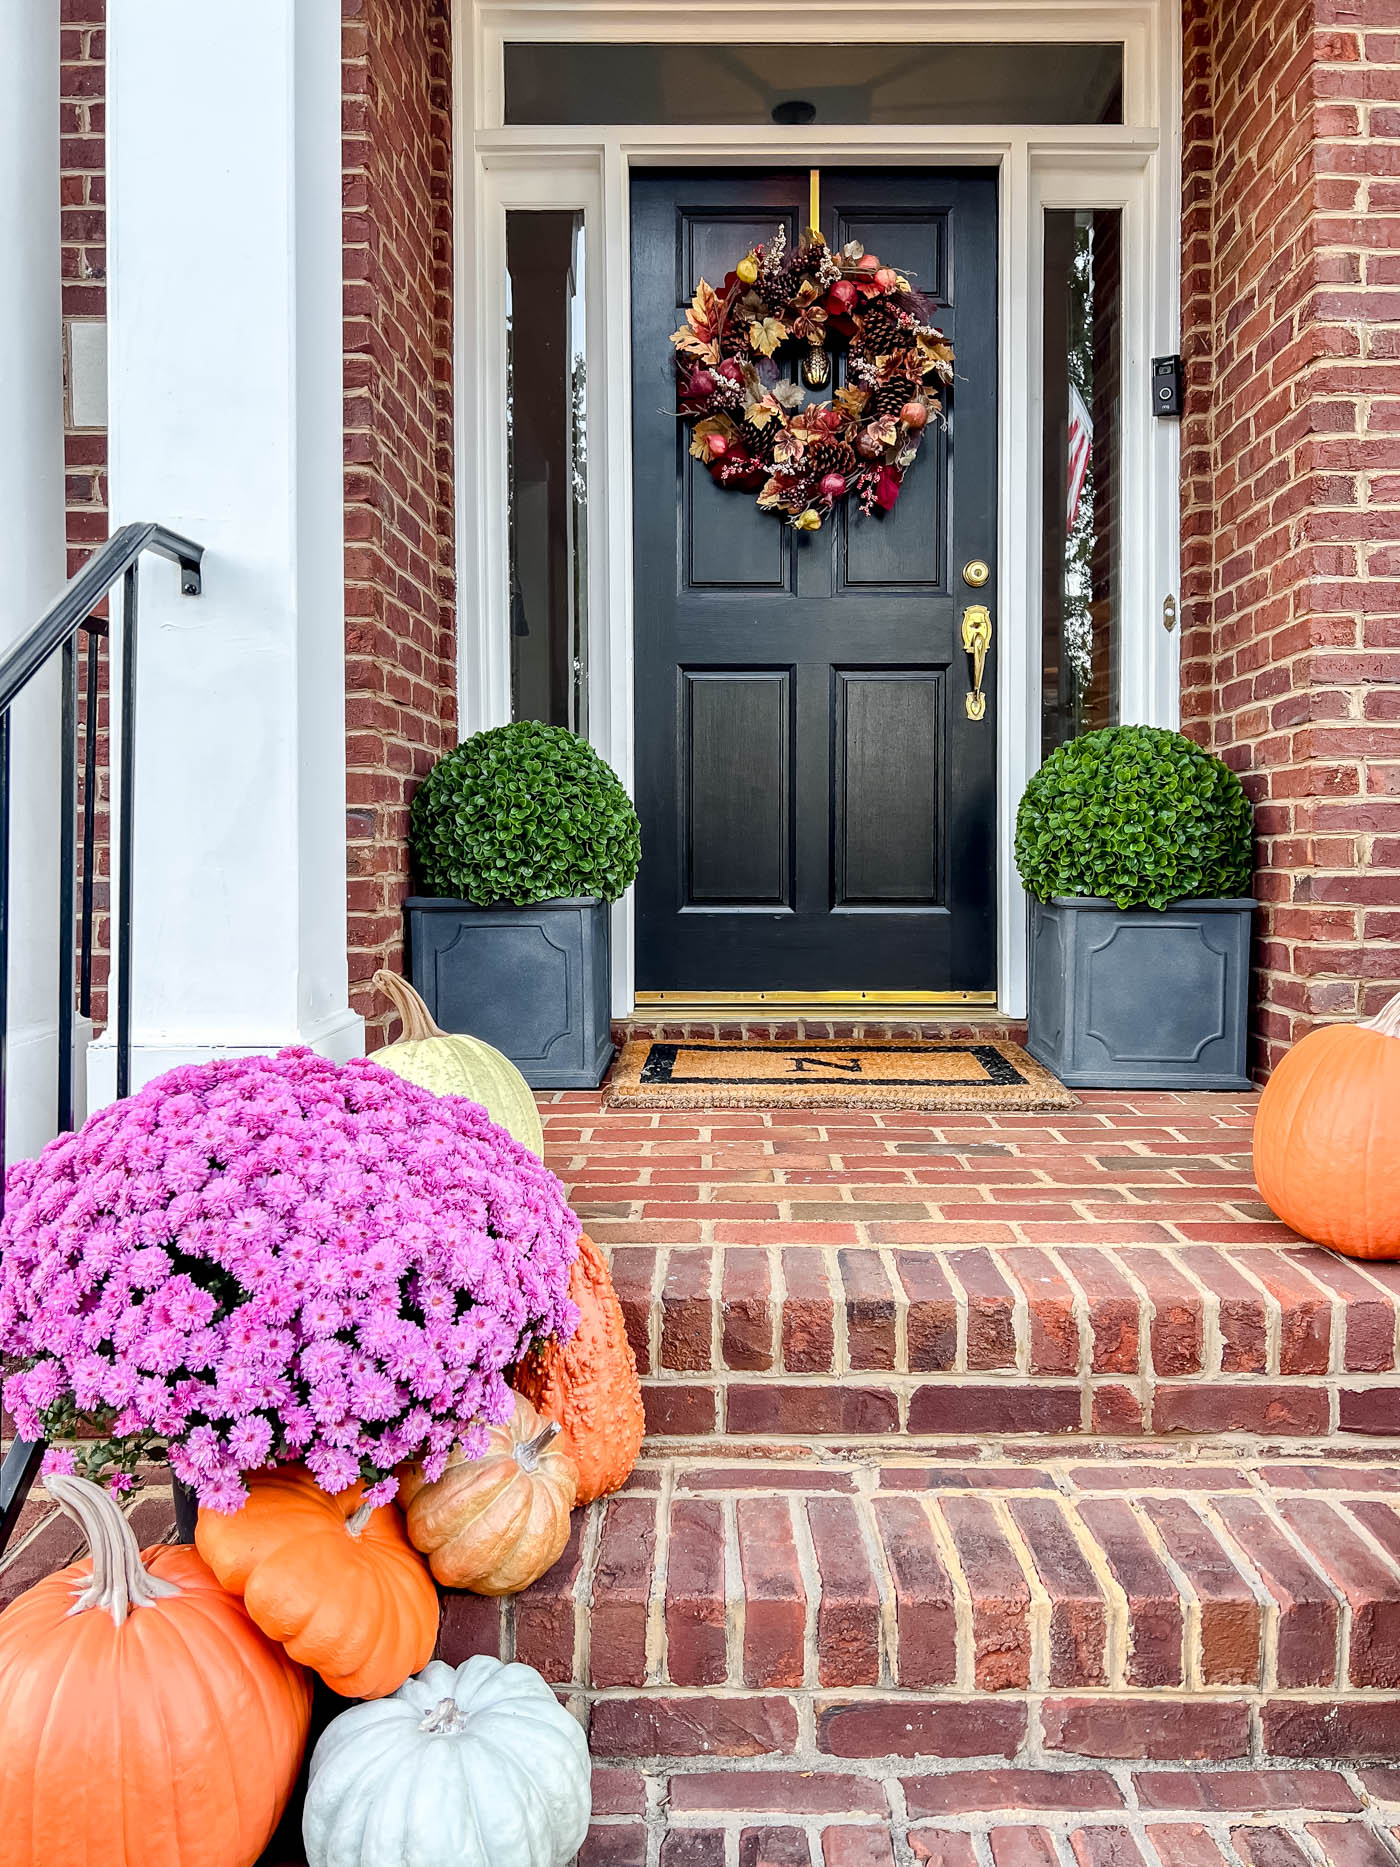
[924,1490,976,1693]
[766,1242,785,1369]
[576,1488,604,1687]
[853,1483,899,1689]
[879,1242,911,1373]
[789,1481,824,1691]
[992,1492,1054,1693]
[648,1460,675,1688]
[1333,1495,1400,1589]
[1061,1494,1131,1689]
[1222,1244,1286,1376]
[1165,1237,1225,1376]
[722,1492,744,1690]
[1132,1493,1205,1691]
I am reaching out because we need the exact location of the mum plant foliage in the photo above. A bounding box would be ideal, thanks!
[1014,725,1254,911]
[410,721,641,906]
[0,1049,580,1509]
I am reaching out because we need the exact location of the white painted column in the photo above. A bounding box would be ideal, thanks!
[94,0,361,1102]
[0,1,65,1158]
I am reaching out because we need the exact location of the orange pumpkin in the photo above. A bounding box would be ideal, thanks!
[398,1390,578,1593]
[1253,989,1400,1259]
[0,1474,311,1867]
[196,1466,438,1698]
[516,1230,645,1504]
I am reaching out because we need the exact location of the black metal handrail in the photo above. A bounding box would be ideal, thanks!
[0,522,203,1549]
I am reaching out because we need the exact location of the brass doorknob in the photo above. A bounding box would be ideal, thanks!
[962,559,990,588]
[962,604,993,720]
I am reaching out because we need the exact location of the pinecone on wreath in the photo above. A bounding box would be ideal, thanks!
[871,379,916,419]
[855,300,910,356]
[808,438,856,480]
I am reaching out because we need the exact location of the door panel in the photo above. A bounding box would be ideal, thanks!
[631,168,998,992]
[684,670,793,906]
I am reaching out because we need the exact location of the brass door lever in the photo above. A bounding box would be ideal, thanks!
[962,604,993,720]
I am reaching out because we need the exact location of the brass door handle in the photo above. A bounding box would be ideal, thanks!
[961,604,993,720]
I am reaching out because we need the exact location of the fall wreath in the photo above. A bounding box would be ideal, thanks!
[672,226,955,529]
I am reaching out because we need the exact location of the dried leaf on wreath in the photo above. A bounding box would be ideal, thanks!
[749,317,789,358]
[688,415,737,463]
[841,239,865,261]
[771,380,806,411]
[834,383,870,418]
[756,478,786,509]
[916,331,956,377]
[793,278,819,309]
[672,280,724,362]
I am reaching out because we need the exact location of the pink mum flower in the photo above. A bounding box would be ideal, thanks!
[0,1048,579,1507]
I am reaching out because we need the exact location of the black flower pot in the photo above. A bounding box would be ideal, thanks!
[404,896,614,1089]
[1027,895,1257,1090]
[172,1476,198,1544]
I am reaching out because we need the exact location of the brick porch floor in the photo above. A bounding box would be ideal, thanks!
[6,1084,1400,1867]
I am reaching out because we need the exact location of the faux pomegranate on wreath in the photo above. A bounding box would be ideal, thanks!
[672,224,955,530]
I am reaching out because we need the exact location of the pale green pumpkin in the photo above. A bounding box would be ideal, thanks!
[369,969,545,1157]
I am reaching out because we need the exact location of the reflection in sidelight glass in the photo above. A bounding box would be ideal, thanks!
[1041,208,1121,756]
[507,210,588,732]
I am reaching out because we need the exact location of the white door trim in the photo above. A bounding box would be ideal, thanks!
[453,0,1182,1018]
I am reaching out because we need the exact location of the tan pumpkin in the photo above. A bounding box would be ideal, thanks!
[515,1231,645,1505]
[368,969,544,1157]
[397,1392,578,1594]
[1253,989,1400,1260]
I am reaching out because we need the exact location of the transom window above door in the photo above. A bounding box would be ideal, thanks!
[503,42,1125,126]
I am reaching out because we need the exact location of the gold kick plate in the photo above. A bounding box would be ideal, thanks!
[962,603,993,720]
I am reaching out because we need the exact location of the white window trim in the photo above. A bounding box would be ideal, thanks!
[454,0,1182,1018]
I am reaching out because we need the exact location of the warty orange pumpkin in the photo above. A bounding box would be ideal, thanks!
[1253,989,1400,1259]
[515,1229,645,1504]
[0,1474,311,1867]
[195,1465,438,1698]
[398,1390,578,1593]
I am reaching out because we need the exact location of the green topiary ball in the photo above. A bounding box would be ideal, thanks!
[410,721,641,906]
[1014,725,1254,911]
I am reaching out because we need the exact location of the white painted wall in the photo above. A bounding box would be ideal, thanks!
[95,0,361,1102]
[0,0,65,1159]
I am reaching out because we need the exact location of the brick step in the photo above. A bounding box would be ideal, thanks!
[606,1241,1400,1443]
[575,1768,1400,1867]
[264,1765,1400,1867]
[438,1448,1400,1769]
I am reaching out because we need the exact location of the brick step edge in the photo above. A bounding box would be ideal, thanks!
[432,1455,1400,1707]
[609,1242,1400,1390]
[572,1769,1400,1867]
[262,1767,1400,1867]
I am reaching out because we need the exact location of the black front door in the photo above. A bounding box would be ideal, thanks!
[631,168,998,993]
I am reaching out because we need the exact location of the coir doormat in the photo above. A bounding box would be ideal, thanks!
[605,1038,1075,1111]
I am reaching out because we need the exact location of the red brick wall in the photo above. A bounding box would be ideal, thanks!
[342,0,457,1050]
[61,1,111,1024]
[1179,0,1400,1076]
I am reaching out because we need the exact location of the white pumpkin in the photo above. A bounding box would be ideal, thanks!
[302,1654,591,1867]
[369,968,545,1157]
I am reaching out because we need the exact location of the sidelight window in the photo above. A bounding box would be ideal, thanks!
[506,209,588,733]
[1040,208,1122,756]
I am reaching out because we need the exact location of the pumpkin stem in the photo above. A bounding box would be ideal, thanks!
[516,1418,561,1474]
[1362,990,1400,1040]
[419,1695,469,1736]
[372,968,446,1043]
[345,1500,375,1538]
[45,1473,181,1628]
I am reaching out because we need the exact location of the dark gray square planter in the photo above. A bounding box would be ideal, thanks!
[1027,895,1257,1091]
[404,896,614,1089]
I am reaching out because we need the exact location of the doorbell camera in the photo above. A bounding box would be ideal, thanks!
[1152,355,1183,418]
